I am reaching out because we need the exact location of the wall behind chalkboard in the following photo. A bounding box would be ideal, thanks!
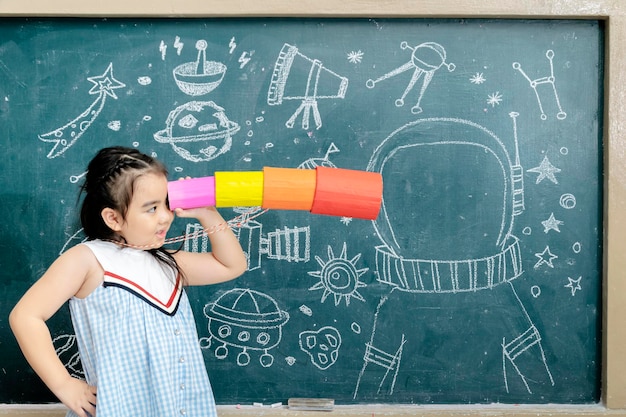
[0,18,603,405]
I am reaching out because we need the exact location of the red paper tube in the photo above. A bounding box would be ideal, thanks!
[310,166,383,220]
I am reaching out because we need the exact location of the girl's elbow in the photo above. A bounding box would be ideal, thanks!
[233,258,248,278]
[8,305,24,334]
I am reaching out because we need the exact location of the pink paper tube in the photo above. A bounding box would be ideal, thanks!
[167,176,216,210]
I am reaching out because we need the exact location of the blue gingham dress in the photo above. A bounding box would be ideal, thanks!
[67,240,217,417]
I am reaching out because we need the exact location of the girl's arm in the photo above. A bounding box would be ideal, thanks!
[173,206,248,286]
[9,244,98,417]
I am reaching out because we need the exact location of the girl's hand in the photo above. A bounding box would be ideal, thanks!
[173,205,219,220]
[171,177,222,222]
[54,376,97,417]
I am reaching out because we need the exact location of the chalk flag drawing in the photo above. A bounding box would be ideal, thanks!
[353,117,554,398]
[513,50,567,120]
[268,43,349,130]
[299,326,342,370]
[39,63,126,158]
[154,40,240,162]
[298,142,340,169]
[308,242,368,307]
[200,288,289,367]
[366,42,455,114]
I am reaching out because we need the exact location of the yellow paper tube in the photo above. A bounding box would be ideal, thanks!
[215,171,264,207]
[262,167,317,211]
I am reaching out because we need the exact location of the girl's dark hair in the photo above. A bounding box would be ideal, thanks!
[79,146,180,277]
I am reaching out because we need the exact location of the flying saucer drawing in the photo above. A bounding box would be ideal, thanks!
[39,63,126,158]
[201,288,289,367]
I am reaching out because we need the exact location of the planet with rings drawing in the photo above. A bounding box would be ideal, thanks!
[154,100,240,163]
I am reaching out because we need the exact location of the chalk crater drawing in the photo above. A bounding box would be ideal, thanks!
[200,288,289,367]
[299,326,342,370]
[366,41,455,114]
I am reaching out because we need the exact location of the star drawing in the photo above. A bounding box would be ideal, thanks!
[533,245,558,269]
[470,72,486,84]
[528,155,561,184]
[347,50,364,64]
[487,91,503,107]
[542,213,564,233]
[87,63,126,99]
[565,276,582,296]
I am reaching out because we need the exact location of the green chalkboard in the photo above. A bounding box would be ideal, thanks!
[0,17,603,405]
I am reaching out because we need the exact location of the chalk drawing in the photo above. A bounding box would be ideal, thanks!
[201,288,289,367]
[366,41,455,114]
[353,116,553,398]
[298,143,340,169]
[541,213,564,233]
[534,246,558,269]
[347,50,364,64]
[354,296,405,397]
[39,63,126,158]
[565,276,582,296]
[513,50,567,120]
[154,40,240,162]
[268,43,349,130]
[299,326,342,370]
[560,193,577,209]
[53,334,83,379]
[308,242,368,307]
[502,324,554,394]
[527,155,561,184]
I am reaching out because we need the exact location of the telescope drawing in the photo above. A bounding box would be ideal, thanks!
[267,44,349,130]
[168,166,382,220]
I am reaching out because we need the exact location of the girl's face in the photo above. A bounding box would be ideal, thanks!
[118,172,174,248]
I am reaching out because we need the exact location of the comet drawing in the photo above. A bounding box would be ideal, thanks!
[39,63,126,158]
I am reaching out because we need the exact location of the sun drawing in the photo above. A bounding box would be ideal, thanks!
[308,242,368,306]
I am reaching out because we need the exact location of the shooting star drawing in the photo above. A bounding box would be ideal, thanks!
[39,63,126,158]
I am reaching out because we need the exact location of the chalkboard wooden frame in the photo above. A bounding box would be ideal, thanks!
[0,1,623,416]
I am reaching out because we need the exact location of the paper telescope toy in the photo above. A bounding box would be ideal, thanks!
[168,166,383,220]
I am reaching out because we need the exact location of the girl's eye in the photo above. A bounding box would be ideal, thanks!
[148,206,157,213]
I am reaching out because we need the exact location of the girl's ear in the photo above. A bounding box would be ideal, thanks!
[101,207,123,231]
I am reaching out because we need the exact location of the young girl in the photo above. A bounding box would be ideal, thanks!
[9,146,248,417]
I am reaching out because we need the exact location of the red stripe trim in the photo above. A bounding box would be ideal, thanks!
[104,271,181,308]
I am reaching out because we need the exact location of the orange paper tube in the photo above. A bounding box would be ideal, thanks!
[310,166,383,220]
[262,167,317,211]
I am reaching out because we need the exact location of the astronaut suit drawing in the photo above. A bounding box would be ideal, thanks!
[353,118,554,403]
